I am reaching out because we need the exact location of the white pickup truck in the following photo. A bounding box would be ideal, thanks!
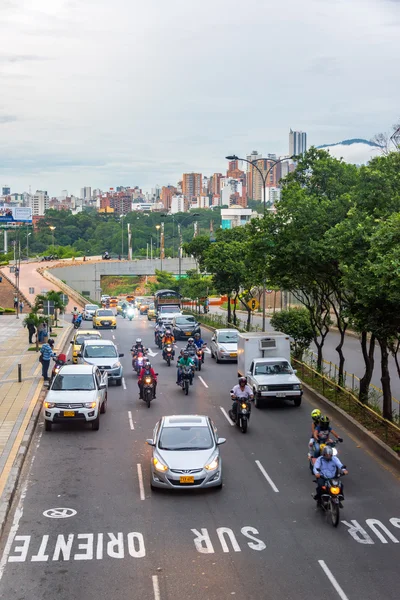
[237,332,303,408]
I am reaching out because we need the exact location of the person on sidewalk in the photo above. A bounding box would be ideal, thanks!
[37,322,48,343]
[19,300,24,314]
[13,296,18,310]
[27,322,36,344]
[40,341,56,381]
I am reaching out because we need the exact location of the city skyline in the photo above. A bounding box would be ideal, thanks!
[1,0,399,195]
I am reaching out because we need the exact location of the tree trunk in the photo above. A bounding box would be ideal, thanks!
[359,332,375,404]
[232,292,238,326]
[378,337,393,421]
[273,291,277,314]
[246,308,251,331]
[335,327,346,387]
[227,293,232,325]
[314,337,323,371]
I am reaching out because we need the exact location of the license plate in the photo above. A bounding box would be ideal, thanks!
[63,411,75,417]
[276,392,286,398]
[180,476,194,484]
[230,353,237,357]
[103,322,110,325]
[185,332,191,336]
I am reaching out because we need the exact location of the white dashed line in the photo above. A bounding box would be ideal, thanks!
[112,334,115,340]
[128,411,134,430]
[220,406,235,426]
[152,575,161,600]
[137,464,145,501]
[66,345,71,356]
[122,377,127,390]
[198,376,208,388]
[318,560,349,600]
[255,460,279,493]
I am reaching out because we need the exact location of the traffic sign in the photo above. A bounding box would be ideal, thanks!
[247,298,259,311]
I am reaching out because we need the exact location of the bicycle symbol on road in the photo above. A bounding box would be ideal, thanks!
[43,507,77,519]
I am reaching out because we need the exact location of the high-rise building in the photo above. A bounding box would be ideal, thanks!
[246,151,262,201]
[182,173,202,200]
[2,186,10,196]
[30,191,49,216]
[160,185,177,211]
[80,187,92,201]
[210,173,223,196]
[289,129,307,156]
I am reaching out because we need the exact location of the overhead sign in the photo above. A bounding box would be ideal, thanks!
[0,205,33,224]
[247,298,259,311]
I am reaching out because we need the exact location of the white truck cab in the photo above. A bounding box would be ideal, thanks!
[237,332,303,408]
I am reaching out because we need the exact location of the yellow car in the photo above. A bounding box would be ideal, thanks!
[147,303,156,320]
[93,308,117,329]
[71,330,102,364]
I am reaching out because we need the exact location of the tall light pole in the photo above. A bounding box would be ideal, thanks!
[120,214,124,258]
[27,232,31,259]
[49,226,56,248]
[226,154,294,331]
[155,224,161,267]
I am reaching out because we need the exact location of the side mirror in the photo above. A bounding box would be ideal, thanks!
[70,340,73,344]
[77,353,82,358]
[99,383,107,390]
[246,371,251,376]
[293,369,297,374]
[217,437,226,445]
[146,439,155,446]
[119,353,124,357]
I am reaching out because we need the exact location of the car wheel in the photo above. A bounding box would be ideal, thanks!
[45,420,52,432]
[294,397,302,407]
[254,393,263,409]
[150,481,160,492]
[100,398,107,414]
[92,415,100,430]
[216,354,220,364]
[116,378,122,387]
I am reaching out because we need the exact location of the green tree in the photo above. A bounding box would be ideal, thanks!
[149,270,182,294]
[34,291,67,327]
[270,307,314,361]
[23,312,48,351]
[181,270,214,313]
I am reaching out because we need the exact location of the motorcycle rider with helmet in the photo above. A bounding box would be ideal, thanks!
[162,327,175,360]
[313,415,343,457]
[138,360,157,399]
[229,377,254,420]
[71,307,79,323]
[131,338,146,355]
[309,408,322,449]
[193,332,206,362]
[185,337,199,368]
[313,446,348,505]
[176,350,195,385]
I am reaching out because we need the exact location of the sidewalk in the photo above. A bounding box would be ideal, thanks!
[0,315,72,536]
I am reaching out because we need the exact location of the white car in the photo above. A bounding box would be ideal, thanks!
[210,329,238,362]
[79,338,124,385]
[83,303,98,320]
[43,364,108,432]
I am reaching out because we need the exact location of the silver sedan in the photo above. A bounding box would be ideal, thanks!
[147,415,226,490]
[210,329,239,362]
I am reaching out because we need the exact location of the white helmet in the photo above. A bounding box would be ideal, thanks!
[136,338,142,344]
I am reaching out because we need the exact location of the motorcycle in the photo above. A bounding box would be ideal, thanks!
[142,373,157,408]
[229,393,251,433]
[187,347,199,370]
[50,353,67,383]
[73,315,83,329]
[313,469,346,527]
[127,308,134,321]
[156,331,164,349]
[196,344,206,370]
[132,351,145,375]
[308,439,342,473]
[180,365,193,395]
[163,344,174,367]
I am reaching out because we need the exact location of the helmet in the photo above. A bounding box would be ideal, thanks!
[194,333,200,338]
[311,409,321,421]
[319,415,330,426]
[188,337,194,343]
[145,361,151,368]
[322,446,333,460]
[73,307,77,310]
[319,444,326,453]
[239,377,247,386]
[183,350,189,357]
[136,338,142,344]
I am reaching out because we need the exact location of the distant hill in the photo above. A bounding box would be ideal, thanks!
[316,138,382,165]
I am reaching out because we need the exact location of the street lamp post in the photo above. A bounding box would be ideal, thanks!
[225,154,294,331]
[27,232,31,259]
[155,225,161,269]
[49,226,56,248]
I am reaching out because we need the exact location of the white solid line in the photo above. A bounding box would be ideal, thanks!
[112,334,115,339]
[220,406,235,426]
[66,345,71,356]
[137,464,145,501]
[318,560,349,600]
[122,377,127,390]
[128,411,134,430]
[198,376,208,388]
[152,575,161,600]
[255,460,279,493]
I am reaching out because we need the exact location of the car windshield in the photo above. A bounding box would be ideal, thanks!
[254,361,292,375]
[84,344,117,358]
[85,305,97,311]
[158,426,213,451]
[97,310,114,316]
[176,317,195,325]
[75,334,98,345]
[52,374,95,391]
[218,332,238,344]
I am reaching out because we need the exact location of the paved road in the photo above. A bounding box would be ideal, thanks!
[0,313,399,600]
[210,306,400,414]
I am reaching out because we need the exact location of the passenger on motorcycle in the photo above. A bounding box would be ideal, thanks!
[185,337,199,368]
[176,351,195,385]
[138,360,157,399]
[309,409,322,449]
[313,446,348,504]
[230,377,253,418]
[313,415,342,457]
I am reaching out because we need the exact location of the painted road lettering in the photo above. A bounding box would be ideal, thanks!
[191,526,266,554]
[342,518,400,544]
[8,532,146,562]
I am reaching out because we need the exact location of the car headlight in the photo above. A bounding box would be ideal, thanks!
[84,401,97,408]
[205,456,219,471]
[293,384,302,390]
[113,362,121,369]
[44,401,55,408]
[259,385,268,391]
[153,457,168,472]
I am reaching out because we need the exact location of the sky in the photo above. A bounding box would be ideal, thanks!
[1,0,400,196]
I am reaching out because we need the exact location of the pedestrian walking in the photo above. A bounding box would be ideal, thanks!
[39,341,55,381]
[19,300,24,314]
[27,322,36,344]
[37,322,48,343]
[13,296,18,310]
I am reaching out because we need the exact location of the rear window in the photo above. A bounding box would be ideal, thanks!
[85,305,98,311]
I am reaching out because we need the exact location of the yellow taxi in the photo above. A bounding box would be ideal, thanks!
[147,303,156,320]
[109,296,118,308]
[71,330,102,364]
[93,308,117,329]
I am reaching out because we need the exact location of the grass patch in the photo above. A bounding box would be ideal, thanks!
[101,275,141,296]
[28,347,39,352]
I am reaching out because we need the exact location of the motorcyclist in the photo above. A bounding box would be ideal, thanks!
[313,415,343,457]
[74,313,83,328]
[154,320,165,343]
[162,327,175,359]
[131,338,146,355]
[176,350,195,385]
[230,377,253,419]
[185,337,199,368]
[193,332,205,348]
[121,301,128,316]
[138,360,157,399]
[313,446,348,505]
[309,409,322,450]
[71,307,79,323]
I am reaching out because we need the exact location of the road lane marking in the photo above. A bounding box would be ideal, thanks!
[128,411,134,430]
[122,377,127,390]
[137,464,145,501]
[66,345,71,356]
[152,575,161,600]
[318,560,349,600]
[148,349,158,357]
[220,407,235,426]
[198,376,208,388]
[43,508,77,519]
[255,460,279,493]
[112,334,115,340]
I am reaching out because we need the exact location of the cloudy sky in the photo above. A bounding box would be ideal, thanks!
[1,0,399,196]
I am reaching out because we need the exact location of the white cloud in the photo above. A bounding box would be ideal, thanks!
[0,0,399,194]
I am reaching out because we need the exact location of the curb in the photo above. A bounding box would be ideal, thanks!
[303,382,400,475]
[0,323,73,538]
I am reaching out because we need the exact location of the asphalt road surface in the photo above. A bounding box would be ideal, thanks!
[0,312,399,600]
